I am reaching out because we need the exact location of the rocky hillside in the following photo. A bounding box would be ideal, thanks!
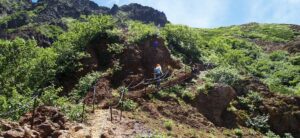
[0,0,300,138]
[0,0,168,47]
[0,0,32,16]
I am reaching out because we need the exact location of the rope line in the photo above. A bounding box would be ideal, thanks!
[0,95,38,117]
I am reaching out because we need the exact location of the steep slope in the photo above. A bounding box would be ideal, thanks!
[0,0,32,16]
[0,2,300,138]
[0,0,169,47]
[33,0,110,22]
[110,3,168,26]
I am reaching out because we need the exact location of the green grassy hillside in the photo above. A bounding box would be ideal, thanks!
[1,14,299,137]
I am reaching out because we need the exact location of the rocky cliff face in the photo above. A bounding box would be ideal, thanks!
[33,0,110,22]
[0,0,32,16]
[110,3,169,26]
[0,0,169,47]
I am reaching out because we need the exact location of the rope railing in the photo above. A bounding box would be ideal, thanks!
[83,64,199,123]
[0,95,38,117]
[0,94,41,129]
[128,70,171,90]
[108,81,134,122]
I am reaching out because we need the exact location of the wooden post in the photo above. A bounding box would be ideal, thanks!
[120,101,123,121]
[92,86,96,113]
[81,102,85,123]
[110,106,113,122]
[185,65,187,76]
[30,98,38,129]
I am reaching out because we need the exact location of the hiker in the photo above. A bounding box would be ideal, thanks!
[153,40,159,48]
[154,64,163,87]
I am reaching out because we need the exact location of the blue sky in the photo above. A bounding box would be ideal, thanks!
[33,0,300,28]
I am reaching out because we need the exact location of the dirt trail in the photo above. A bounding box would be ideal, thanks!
[86,109,151,138]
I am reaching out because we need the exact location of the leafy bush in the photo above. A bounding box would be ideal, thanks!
[263,131,294,138]
[269,51,288,61]
[238,91,263,111]
[0,38,58,120]
[36,24,64,39]
[121,99,138,111]
[284,133,294,138]
[53,15,116,73]
[246,114,270,133]
[289,54,300,65]
[264,131,280,138]
[205,66,241,86]
[126,21,159,44]
[40,85,63,106]
[0,38,57,96]
[162,24,204,62]
[241,24,295,42]
[107,43,125,54]
[197,81,214,94]
[163,119,174,131]
[233,128,243,138]
[65,103,85,121]
[71,72,102,102]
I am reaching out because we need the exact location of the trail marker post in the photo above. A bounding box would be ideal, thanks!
[81,101,85,123]
[30,97,38,129]
[110,106,113,122]
[92,86,96,113]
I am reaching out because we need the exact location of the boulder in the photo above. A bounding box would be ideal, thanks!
[260,95,300,137]
[110,3,169,26]
[36,121,56,137]
[1,129,25,138]
[193,84,237,126]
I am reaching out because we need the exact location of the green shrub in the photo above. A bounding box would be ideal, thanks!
[71,72,102,102]
[284,133,294,138]
[269,51,288,61]
[40,85,63,106]
[197,82,214,94]
[264,131,280,138]
[238,91,263,111]
[107,43,125,54]
[246,114,270,133]
[126,21,159,44]
[36,24,64,39]
[181,90,196,101]
[233,128,243,138]
[163,119,174,131]
[121,99,137,111]
[65,103,85,121]
[0,38,58,120]
[53,15,116,73]
[162,24,204,62]
[205,66,241,86]
[289,54,300,65]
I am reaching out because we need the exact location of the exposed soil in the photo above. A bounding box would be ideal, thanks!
[0,106,92,138]
[249,38,287,53]
[233,77,300,137]
[192,85,238,128]
[86,109,151,138]
[111,36,181,87]
[126,70,193,99]
[84,77,112,106]
[284,37,300,53]
[260,93,300,137]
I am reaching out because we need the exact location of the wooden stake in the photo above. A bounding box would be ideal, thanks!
[110,106,113,122]
[81,102,85,123]
[30,98,37,129]
[92,86,96,113]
